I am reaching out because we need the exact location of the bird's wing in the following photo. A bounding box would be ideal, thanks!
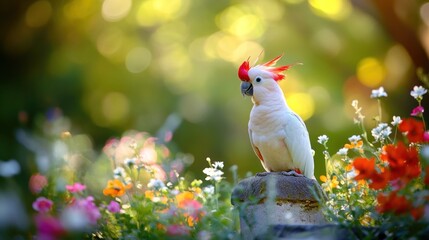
[248,128,264,164]
[282,112,315,179]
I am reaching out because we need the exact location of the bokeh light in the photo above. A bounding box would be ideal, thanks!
[101,92,130,125]
[308,0,352,20]
[356,57,386,88]
[25,0,52,28]
[125,47,152,73]
[286,92,315,121]
[420,3,429,26]
[216,5,265,40]
[102,0,132,22]
[136,0,189,27]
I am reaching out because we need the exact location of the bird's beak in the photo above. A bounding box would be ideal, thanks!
[241,81,253,96]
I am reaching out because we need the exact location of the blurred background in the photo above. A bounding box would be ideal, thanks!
[1,0,429,185]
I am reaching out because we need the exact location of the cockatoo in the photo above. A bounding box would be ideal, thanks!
[238,55,315,179]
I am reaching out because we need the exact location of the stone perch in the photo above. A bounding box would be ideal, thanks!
[231,172,327,239]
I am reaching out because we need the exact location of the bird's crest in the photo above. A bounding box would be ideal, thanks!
[238,54,293,82]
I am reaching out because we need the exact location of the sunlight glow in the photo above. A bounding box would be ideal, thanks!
[216,6,265,40]
[357,57,386,88]
[136,0,188,27]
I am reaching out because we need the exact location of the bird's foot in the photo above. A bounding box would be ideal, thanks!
[256,172,270,177]
[280,170,304,177]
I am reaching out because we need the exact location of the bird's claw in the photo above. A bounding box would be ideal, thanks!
[280,170,304,177]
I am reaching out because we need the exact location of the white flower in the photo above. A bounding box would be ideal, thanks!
[147,179,166,190]
[347,135,361,144]
[203,185,215,195]
[337,148,348,155]
[203,167,224,182]
[370,86,388,99]
[351,100,359,109]
[410,86,427,100]
[351,100,365,122]
[212,161,224,169]
[113,167,126,178]
[124,158,136,167]
[371,123,392,142]
[317,135,329,145]
[391,116,402,126]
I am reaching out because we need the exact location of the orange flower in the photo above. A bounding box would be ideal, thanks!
[353,157,376,180]
[345,164,353,172]
[176,191,194,208]
[103,179,131,197]
[344,140,363,150]
[398,118,425,143]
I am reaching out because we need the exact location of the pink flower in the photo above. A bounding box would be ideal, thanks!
[70,196,101,225]
[33,197,53,213]
[29,173,48,194]
[411,106,424,116]
[107,201,121,213]
[424,131,429,142]
[181,199,204,219]
[35,214,65,240]
[166,224,190,236]
[66,182,86,193]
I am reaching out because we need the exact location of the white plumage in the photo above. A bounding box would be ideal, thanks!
[239,56,315,179]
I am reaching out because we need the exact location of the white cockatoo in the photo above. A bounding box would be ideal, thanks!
[238,55,315,179]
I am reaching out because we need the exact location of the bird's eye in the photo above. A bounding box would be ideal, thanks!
[255,77,261,83]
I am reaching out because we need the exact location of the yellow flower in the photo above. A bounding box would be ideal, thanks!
[320,175,339,189]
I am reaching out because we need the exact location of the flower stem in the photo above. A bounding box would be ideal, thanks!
[377,99,382,123]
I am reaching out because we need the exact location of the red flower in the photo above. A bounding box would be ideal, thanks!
[380,142,420,184]
[398,118,425,143]
[353,157,376,180]
[368,169,389,190]
[411,207,424,220]
[376,191,410,215]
